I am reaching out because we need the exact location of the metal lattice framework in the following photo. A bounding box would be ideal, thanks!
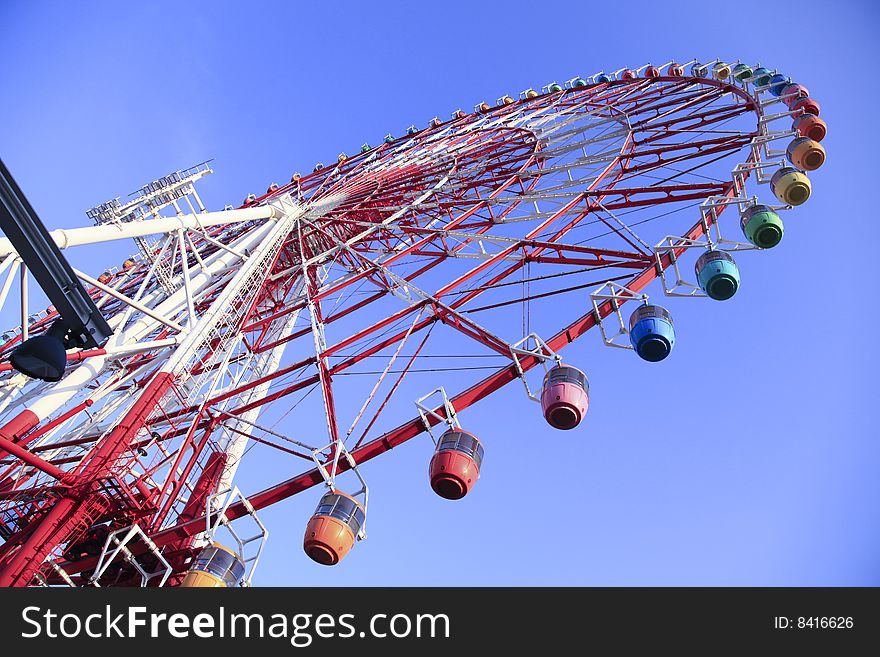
[0,60,822,586]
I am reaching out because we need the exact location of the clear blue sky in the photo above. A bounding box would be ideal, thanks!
[1,0,878,586]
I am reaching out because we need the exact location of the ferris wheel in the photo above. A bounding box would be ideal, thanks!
[0,58,826,587]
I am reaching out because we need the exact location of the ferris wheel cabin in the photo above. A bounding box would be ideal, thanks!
[629,304,675,362]
[751,67,772,86]
[732,63,752,81]
[540,364,590,430]
[791,97,821,117]
[429,429,484,500]
[771,167,811,206]
[767,73,790,96]
[303,490,365,566]
[712,62,731,80]
[180,543,246,588]
[740,204,784,249]
[695,250,740,301]
[792,114,827,142]
[787,137,826,171]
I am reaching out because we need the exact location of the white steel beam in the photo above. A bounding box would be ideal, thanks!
[0,205,278,258]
